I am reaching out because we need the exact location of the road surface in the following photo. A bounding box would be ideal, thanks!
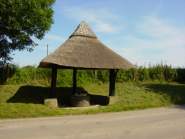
[0,106,185,139]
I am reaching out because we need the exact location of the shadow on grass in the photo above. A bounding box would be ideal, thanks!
[7,86,109,106]
[144,83,185,105]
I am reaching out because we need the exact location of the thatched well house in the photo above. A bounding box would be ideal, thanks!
[39,21,134,105]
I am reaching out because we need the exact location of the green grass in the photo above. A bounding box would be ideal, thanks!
[0,82,185,119]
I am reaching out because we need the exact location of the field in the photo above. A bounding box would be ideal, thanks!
[0,81,185,119]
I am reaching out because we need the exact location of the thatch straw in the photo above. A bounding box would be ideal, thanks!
[39,21,134,69]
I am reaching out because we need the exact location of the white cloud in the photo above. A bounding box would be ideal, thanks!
[139,16,185,42]
[45,34,65,42]
[109,16,185,67]
[62,7,123,33]
[93,20,117,33]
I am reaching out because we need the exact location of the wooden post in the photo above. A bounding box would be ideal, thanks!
[109,69,117,96]
[51,64,57,98]
[72,68,77,95]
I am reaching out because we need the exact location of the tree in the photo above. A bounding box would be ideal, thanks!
[0,0,55,63]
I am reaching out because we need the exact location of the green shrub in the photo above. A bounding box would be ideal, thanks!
[3,64,185,85]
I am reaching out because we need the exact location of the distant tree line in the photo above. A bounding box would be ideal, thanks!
[0,64,185,85]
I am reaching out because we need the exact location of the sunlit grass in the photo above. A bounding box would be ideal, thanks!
[0,82,185,119]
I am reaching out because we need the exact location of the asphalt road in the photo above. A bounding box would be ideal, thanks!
[0,106,185,139]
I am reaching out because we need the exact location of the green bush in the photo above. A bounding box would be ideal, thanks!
[0,64,17,84]
[175,68,185,83]
[3,64,185,85]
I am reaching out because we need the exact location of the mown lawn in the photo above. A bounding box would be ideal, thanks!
[0,82,185,119]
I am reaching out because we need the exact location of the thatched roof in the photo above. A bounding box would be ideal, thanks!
[39,21,134,69]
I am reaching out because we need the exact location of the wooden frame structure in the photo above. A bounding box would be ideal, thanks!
[50,67,118,97]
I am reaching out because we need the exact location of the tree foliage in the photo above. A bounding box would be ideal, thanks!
[0,0,55,62]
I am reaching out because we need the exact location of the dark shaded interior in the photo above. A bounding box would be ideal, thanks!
[7,86,109,106]
[144,83,185,104]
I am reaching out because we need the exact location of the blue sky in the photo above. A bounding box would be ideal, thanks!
[12,0,185,67]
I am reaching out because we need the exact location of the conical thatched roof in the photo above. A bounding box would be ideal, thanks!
[39,21,134,69]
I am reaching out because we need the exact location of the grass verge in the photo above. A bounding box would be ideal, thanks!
[0,82,185,119]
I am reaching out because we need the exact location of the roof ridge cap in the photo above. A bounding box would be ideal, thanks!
[70,21,97,38]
